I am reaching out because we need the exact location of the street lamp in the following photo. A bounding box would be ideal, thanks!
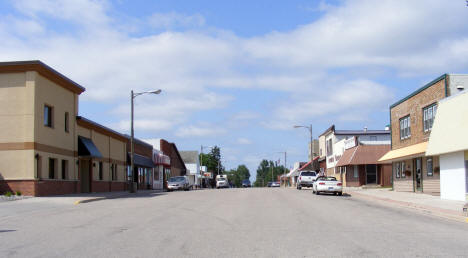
[130,89,162,193]
[294,124,314,162]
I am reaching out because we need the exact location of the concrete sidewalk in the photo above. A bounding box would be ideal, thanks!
[345,188,468,223]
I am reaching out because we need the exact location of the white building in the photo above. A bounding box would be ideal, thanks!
[426,90,468,201]
[179,151,201,188]
[319,125,391,180]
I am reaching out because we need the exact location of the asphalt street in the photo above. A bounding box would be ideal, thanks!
[1,188,468,257]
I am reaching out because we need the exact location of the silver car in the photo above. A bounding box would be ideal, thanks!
[312,176,343,196]
[167,176,190,191]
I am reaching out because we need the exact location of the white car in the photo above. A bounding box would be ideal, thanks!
[271,182,280,187]
[216,175,229,189]
[297,171,318,190]
[312,176,343,196]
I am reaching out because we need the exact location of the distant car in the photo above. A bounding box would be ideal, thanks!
[271,182,280,187]
[242,179,251,187]
[297,171,318,190]
[312,176,343,196]
[216,175,229,189]
[267,182,273,187]
[167,176,190,191]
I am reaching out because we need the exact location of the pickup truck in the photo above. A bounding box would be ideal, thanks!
[296,171,318,190]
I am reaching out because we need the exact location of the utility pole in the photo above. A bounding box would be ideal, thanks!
[294,124,314,162]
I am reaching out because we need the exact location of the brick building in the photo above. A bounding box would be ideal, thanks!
[125,136,154,190]
[151,139,187,189]
[380,74,468,195]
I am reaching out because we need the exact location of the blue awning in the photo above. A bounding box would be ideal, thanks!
[127,152,155,168]
[78,136,102,158]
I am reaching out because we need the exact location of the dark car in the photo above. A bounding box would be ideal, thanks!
[267,182,273,187]
[242,179,251,187]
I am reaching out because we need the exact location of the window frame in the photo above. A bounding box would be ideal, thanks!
[399,116,411,140]
[427,157,433,176]
[400,162,406,178]
[99,161,103,181]
[44,104,53,128]
[423,103,437,133]
[61,159,68,180]
[394,162,400,178]
[49,158,56,179]
[64,112,69,133]
[353,165,358,178]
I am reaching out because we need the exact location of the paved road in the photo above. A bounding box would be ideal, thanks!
[1,188,468,257]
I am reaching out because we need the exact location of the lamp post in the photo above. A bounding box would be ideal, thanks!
[294,124,314,162]
[130,89,162,193]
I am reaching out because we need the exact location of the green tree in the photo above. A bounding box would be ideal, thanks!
[254,160,285,187]
[199,146,224,187]
[225,165,250,187]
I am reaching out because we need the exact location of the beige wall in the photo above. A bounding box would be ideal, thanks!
[34,73,77,152]
[37,151,77,180]
[0,72,35,143]
[0,150,35,179]
[77,125,127,182]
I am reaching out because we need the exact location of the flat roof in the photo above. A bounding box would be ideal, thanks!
[0,60,86,94]
[390,74,446,109]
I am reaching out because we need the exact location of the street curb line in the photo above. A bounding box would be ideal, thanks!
[347,191,468,223]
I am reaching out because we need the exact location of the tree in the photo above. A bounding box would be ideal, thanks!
[224,165,250,188]
[199,146,224,187]
[254,159,285,187]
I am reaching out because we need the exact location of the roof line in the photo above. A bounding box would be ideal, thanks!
[390,74,447,109]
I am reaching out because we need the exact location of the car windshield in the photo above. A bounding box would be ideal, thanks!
[301,172,316,176]
[168,177,185,182]
[217,178,226,181]
[242,180,250,183]
[325,177,337,181]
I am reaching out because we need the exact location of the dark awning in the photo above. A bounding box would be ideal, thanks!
[78,136,102,158]
[127,152,155,168]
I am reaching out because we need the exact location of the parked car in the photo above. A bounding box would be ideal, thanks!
[267,182,273,187]
[216,175,229,189]
[296,171,318,190]
[167,176,191,191]
[312,176,343,196]
[242,179,251,187]
[271,181,280,187]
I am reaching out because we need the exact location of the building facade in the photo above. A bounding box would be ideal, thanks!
[426,90,468,201]
[0,61,127,196]
[319,125,390,181]
[180,151,201,188]
[379,74,468,195]
[125,136,154,190]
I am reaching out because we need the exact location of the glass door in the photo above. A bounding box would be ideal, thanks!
[414,158,422,192]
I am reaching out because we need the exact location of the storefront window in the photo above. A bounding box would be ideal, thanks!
[400,162,406,178]
[394,163,400,178]
[427,158,433,176]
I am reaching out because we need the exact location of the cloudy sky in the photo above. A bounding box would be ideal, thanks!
[1,0,468,179]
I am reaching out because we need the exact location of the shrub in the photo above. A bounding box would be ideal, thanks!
[16,191,22,196]
[5,191,12,197]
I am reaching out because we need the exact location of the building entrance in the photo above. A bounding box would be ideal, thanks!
[80,160,91,193]
[366,164,377,184]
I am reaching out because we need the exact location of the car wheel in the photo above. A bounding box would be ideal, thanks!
[312,189,316,194]
[337,192,343,196]
[316,191,320,195]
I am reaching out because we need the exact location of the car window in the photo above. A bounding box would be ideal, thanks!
[301,172,316,176]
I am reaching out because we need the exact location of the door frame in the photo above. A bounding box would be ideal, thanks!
[413,158,423,192]
[365,164,378,185]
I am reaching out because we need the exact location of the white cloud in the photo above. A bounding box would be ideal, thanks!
[1,0,468,136]
[236,138,251,145]
[175,125,227,138]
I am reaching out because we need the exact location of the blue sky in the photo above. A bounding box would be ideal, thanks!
[1,0,468,180]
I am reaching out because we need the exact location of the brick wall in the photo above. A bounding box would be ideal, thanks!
[0,180,36,196]
[160,139,186,177]
[390,78,446,150]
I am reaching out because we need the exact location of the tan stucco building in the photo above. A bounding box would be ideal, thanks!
[0,61,128,196]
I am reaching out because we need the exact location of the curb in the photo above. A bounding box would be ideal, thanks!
[347,190,468,223]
